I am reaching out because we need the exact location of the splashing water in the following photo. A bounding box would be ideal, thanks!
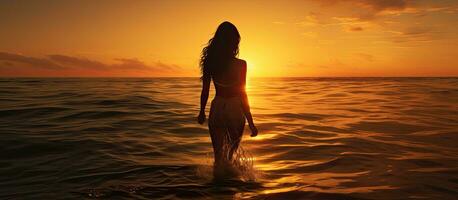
[196,143,261,182]
[232,144,260,181]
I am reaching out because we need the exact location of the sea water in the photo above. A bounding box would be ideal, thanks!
[0,77,457,199]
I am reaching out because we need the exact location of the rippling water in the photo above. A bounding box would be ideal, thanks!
[0,77,457,199]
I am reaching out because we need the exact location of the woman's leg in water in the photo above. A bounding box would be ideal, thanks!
[227,124,244,161]
[208,125,226,166]
[208,97,245,178]
[208,98,230,172]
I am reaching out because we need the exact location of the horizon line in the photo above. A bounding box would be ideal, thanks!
[1,76,457,78]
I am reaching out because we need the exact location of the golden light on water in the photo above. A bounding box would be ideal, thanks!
[1,1,457,199]
[246,133,278,141]
[262,186,301,194]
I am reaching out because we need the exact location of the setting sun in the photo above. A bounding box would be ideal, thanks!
[1,1,457,199]
[1,0,457,77]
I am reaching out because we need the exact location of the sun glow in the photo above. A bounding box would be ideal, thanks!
[0,1,457,77]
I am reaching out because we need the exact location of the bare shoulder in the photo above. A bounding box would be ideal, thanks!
[234,58,247,68]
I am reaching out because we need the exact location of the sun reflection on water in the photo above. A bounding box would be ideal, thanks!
[245,133,278,141]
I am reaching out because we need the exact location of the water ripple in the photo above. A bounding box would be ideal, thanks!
[0,77,457,199]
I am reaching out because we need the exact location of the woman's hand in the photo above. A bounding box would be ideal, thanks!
[197,111,206,124]
[249,123,258,137]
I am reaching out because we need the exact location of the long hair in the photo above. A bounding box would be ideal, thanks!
[200,21,240,80]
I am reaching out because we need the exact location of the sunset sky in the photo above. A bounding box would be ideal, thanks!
[1,0,457,77]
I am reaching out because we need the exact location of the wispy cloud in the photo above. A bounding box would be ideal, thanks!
[312,0,458,20]
[48,54,108,70]
[0,52,65,70]
[0,52,183,77]
[317,0,408,10]
[290,0,457,46]
[310,0,409,21]
[388,26,439,43]
[348,26,364,32]
[355,53,374,62]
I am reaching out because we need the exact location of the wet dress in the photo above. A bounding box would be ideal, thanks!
[208,77,246,164]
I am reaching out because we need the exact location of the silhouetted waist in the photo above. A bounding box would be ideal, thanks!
[213,95,242,101]
[215,90,242,98]
[211,95,243,112]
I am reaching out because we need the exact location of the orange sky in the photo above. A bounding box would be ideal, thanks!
[1,0,457,77]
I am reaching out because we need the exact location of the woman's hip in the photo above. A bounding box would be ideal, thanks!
[209,96,245,126]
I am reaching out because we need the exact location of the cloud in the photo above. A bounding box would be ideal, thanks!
[151,60,181,71]
[349,26,364,32]
[388,26,439,43]
[317,0,408,12]
[293,0,455,43]
[297,13,372,33]
[318,0,407,9]
[355,53,374,61]
[314,0,409,20]
[302,12,322,25]
[0,52,64,70]
[0,52,182,76]
[354,0,408,12]
[112,58,152,71]
[401,26,432,36]
[310,0,457,21]
[48,54,108,70]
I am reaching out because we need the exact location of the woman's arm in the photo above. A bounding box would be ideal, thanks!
[240,61,258,137]
[197,75,211,124]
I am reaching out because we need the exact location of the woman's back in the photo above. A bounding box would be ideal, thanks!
[198,22,257,179]
[212,58,246,98]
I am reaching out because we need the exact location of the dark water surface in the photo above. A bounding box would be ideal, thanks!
[0,77,457,199]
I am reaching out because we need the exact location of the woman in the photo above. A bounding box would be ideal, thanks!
[197,21,258,174]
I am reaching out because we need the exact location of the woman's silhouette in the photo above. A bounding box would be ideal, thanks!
[197,21,258,176]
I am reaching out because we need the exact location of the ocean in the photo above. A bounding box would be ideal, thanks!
[0,77,457,199]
